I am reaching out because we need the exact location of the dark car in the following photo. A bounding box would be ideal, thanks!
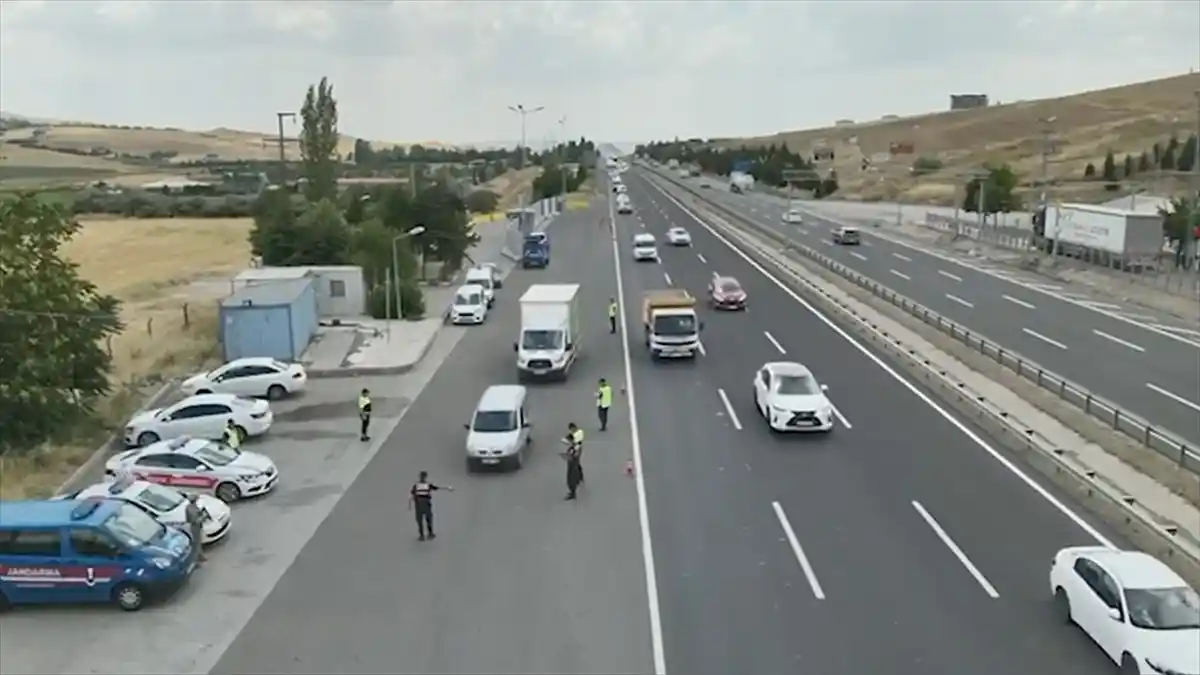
[833,227,861,245]
[708,276,746,310]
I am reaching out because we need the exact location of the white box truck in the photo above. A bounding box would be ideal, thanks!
[729,171,755,194]
[643,289,702,359]
[515,284,582,380]
[1045,203,1163,258]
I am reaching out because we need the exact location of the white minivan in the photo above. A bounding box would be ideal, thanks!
[464,266,496,307]
[632,233,659,262]
[450,284,488,325]
[464,385,532,471]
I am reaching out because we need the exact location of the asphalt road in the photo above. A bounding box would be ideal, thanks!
[648,170,1200,447]
[616,168,1128,675]
[210,206,656,675]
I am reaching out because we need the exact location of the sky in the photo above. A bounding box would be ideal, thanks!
[1,0,1198,147]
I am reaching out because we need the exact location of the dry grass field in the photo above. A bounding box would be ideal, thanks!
[0,218,253,499]
[716,72,1200,204]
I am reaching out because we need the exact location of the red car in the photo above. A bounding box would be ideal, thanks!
[708,276,746,310]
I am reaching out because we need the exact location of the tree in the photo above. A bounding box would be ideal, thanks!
[1101,150,1117,182]
[1161,140,1177,171]
[1178,134,1198,173]
[464,189,500,214]
[0,195,123,455]
[962,165,1021,219]
[299,76,340,203]
[353,139,375,167]
[911,156,944,176]
[1158,197,1196,247]
[1083,163,1097,179]
[1138,151,1152,172]
[291,199,351,265]
[341,186,369,225]
[1122,154,1135,178]
[409,184,476,279]
[249,188,301,265]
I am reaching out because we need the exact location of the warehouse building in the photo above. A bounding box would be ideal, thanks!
[219,278,318,362]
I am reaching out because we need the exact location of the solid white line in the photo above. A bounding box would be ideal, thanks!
[607,189,668,675]
[945,294,974,309]
[890,269,911,281]
[763,331,786,354]
[892,252,912,262]
[1092,329,1145,353]
[696,253,707,264]
[772,501,826,600]
[716,388,742,430]
[849,251,868,261]
[1080,301,1123,311]
[796,228,809,236]
[1002,294,1036,310]
[1023,328,1068,350]
[663,272,673,286]
[1146,383,1200,413]
[911,501,1000,598]
[830,403,853,429]
[648,180,1116,548]
[938,270,963,282]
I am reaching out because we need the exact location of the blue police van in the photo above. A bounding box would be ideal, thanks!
[0,498,198,611]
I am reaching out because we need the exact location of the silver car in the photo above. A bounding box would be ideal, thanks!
[465,385,532,471]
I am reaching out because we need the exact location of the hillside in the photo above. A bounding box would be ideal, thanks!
[715,72,1200,205]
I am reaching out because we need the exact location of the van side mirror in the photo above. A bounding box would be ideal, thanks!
[463,423,470,430]
[820,384,829,392]
[522,421,531,428]
[1107,607,1122,622]
[512,342,518,352]
[565,342,573,351]
[699,321,706,331]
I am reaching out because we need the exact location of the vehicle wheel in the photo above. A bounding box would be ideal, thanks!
[1054,588,1073,624]
[215,482,242,503]
[1120,654,1140,674]
[266,384,286,401]
[112,583,146,611]
[0,590,10,612]
[465,457,478,473]
[510,449,524,471]
[234,425,248,442]
[195,389,212,395]
[136,431,160,447]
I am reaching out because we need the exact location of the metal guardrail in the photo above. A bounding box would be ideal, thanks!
[652,169,1200,475]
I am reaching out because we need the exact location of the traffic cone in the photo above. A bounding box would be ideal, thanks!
[624,459,635,477]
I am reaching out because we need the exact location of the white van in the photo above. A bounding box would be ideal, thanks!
[450,284,488,325]
[632,233,659,262]
[464,266,496,307]
[464,385,532,471]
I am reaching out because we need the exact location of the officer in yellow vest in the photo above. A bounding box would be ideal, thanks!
[608,297,619,334]
[596,378,614,431]
[358,388,372,442]
[222,419,241,450]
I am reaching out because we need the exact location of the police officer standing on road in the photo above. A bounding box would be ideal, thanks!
[608,297,619,334]
[561,422,585,500]
[409,471,453,541]
[358,388,372,442]
[596,378,613,431]
[222,419,241,450]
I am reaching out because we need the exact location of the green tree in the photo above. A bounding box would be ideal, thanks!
[1083,162,1097,179]
[1101,149,1117,182]
[352,139,375,167]
[1161,139,1177,171]
[410,184,476,279]
[911,156,944,176]
[341,185,369,225]
[1138,151,1152,172]
[299,76,340,203]
[0,195,123,455]
[962,165,1021,218]
[1122,154,1135,178]
[464,189,500,214]
[249,188,301,264]
[291,199,351,265]
[1178,134,1197,173]
[1158,197,1196,246]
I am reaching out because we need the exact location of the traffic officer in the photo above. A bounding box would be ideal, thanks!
[562,422,585,499]
[596,378,613,431]
[608,297,619,334]
[358,388,372,442]
[408,471,453,541]
[222,419,241,450]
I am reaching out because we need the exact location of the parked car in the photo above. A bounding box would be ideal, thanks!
[181,357,307,400]
[124,393,272,448]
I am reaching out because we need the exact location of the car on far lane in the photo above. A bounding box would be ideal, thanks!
[124,393,273,448]
[833,226,861,245]
[666,227,692,246]
[62,476,233,545]
[632,233,659,262]
[782,209,804,224]
[1050,546,1199,675]
[617,195,634,215]
[181,357,307,400]
[106,436,280,503]
[708,275,746,310]
[752,362,835,433]
[699,180,712,189]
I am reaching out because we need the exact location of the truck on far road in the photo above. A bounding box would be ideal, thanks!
[521,232,550,268]
[642,289,702,360]
[667,158,680,170]
[1042,203,1164,261]
[729,171,755,194]
[516,283,581,380]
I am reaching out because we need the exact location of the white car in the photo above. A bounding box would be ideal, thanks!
[451,283,489,325]
[1051,547,1199,675]
[63,476,232,545]
[632,233,659,262]
[181,357,307,400]
[464,266,496,307]
[782,209,804,224]
[479,262,504,289]
[124,393,273,448]
[106,436,280,503]
[617,196,633,215]
[666,227,692,246]
[752,361,835,433]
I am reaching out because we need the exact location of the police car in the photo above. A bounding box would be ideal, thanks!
[105,437,279,503]
[62,477,232,545]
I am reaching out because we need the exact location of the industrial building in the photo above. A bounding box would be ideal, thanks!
[219,278,318,362]
[233,265,366,318]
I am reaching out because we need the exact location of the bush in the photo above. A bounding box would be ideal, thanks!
[911,156,944,176]
[399,282,426,319]
[464,189,500,214]
[65,190,259,219]
[365,281,426,319]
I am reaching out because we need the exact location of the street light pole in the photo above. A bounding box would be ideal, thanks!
[391,225,427,320]
[508,104,544,170]
[275,111,297,183]
[558,116,568,202]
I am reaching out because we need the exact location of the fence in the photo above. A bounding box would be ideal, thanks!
[655,169,1200,475]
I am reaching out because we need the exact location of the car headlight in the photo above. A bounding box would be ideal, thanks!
[238,472,263,481]
[151,557,173,569]
[820,407,833,418]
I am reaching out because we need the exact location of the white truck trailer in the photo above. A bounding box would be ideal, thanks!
[1044,203,1164,259]
[642,289,702,360]
[515,284,582,381]
[730,171,755,194]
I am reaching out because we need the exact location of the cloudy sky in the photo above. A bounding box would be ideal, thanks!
[1,0,1197,146]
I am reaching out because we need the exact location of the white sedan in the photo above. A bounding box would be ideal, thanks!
[124,393,273,448]
[666,227,692,246]
[64,476,232,545]
[1051,546,1199,675]
[181,357,307,400]
[782,209,804,224]
[752,361,835,433]
[106,436,280,503]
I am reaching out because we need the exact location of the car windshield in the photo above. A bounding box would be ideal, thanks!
[133,483,186,512]
[455,292,482,306]
[776,374,821,396]
[719,281,742,293]
[194,441,238,467]
[1126,587,1200,630]
[102,501,167,547]
[653,314,696,336]
[842,229,859,235]
[467,277,492,290]
[635,238,655,247]
[473,410,517,433]
[522,330,563,350]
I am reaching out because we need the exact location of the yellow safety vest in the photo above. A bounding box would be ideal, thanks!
[223,426,241,449]
[571,429,585,445]
[358,395,371,415]
[597,385,613,408]
[608,302,618,318]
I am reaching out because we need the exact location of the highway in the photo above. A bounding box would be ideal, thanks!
[644,169,1200,447]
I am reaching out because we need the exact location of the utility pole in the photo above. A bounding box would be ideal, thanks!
[274,111,297,184]
[558,116,567,203]
[508,104,544,169]
[1037,116,1057,212]
[1191,89,1200,269]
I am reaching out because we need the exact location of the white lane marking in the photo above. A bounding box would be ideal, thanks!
[607,190,667,675]
[716,388,742,430]
[1023,328,1068,350]
[945,294,974,309]
[796,228,809,236]
[763,331,786,354]
[892,252,913,262]
[911,501,1000,598]
[1002,294,1036,309]
[938,270,963,282]
[830,403,853,429]
[849,251,868,261]
[697,253,708,264]
[771,501,826,600]
[1093,330,1145,353]
[1080,301,1123,311]
[1146,383,1200,413]
[890,269,911,281]
[663,272,673,286]
[698,340,707,356]
[819,240,832,246]
[649,181,1116,548]
[861,241,873,247]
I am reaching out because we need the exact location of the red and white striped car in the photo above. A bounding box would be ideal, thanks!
[105,437,279,503]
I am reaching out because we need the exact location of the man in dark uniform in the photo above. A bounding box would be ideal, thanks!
[561,423,585,500]
[358,388,372,442]
[408,471,453,541]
